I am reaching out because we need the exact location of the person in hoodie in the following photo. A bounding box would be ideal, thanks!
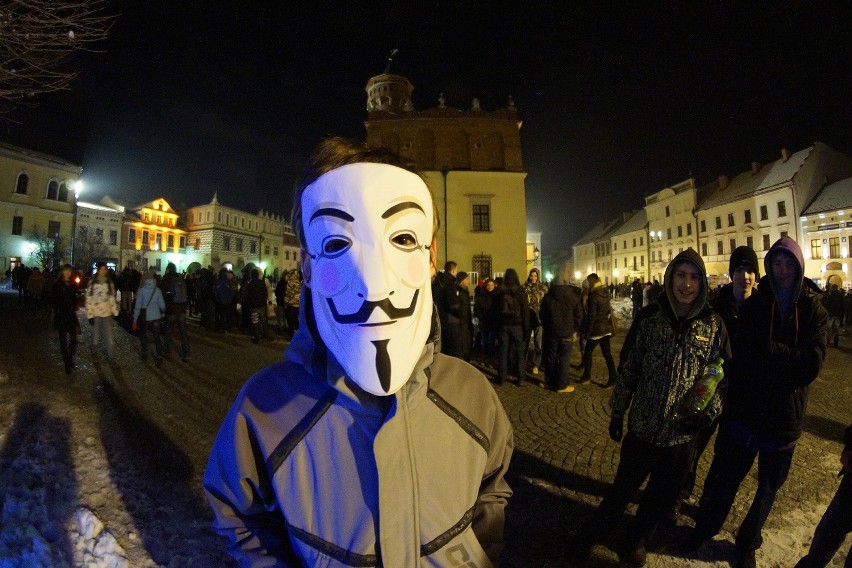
[683,236,828,568]
[573,249,729,568]
[203,137,513,568]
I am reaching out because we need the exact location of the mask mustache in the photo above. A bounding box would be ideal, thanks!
[326,289,420,324]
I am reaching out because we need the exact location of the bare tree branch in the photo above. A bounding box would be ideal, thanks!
[0,0,114,112]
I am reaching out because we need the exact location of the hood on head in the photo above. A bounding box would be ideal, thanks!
[764,236,804,302]
[663,248,707,320]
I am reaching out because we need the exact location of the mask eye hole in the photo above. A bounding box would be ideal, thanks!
[390,230,419,251]
[321,236,352,258]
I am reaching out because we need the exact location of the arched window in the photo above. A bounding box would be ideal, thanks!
[58,182,69,202]
[15,173,28,194]
[47,180,59,200]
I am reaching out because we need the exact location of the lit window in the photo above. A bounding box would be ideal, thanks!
[472,204,490,232]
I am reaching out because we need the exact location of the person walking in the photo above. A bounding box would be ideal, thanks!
[85,262,120,361]
[683,237,829,568]
[160,262,191,361]
[496,268,529,386]
[579,273,617,387]
[524,268,548,376]
[133,269,167,366]
[573,249,729,567]
[539,270,583,393]
[51,264,81,375]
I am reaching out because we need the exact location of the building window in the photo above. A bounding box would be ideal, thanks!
[701,242,708,256]
[780,231,787,238]
[665,205,670,217]
[109,230,117,245]
[760,205,768,221]
[677,226,683,237]
[217,212,221,222]
[129,228,137,244]
[715,216,722,230]
[763,234,771,250]
[264,244,270,255]
[167,234,175,249]
[223,236,230,251]
[95,228,104,241]
[811,239,821,260]
[639,236,643,246]
[12,215,23,235]
[58,183,68,202]
[613,242,617,251]
[47,180,58,200]
[632,238,636,247]
[777,201,787,217]
[274,246,279,256]
[472,254,492,279]
[195,238,201,250]
[668,249,673,262]
[48,221,60,239]
[623,240,627,249]
[746,236,753,249]
[179,235,186,249]
[730,238,737,254]
[728,213,735,227]
[472,204,490,232]
[155,233,162,250]
[700,219,706,233]
[666,228,672,239]
[250,241,257,254]
[235,238,243,252]
[641,255,644,267]
[717,241,724,255]
[744,209,752,223]
[830,237,841,258]
[15,173,28,194]
[155,258,162,271]
[157,214,163,224]
[686,224,692,236]
[285,251,290,260]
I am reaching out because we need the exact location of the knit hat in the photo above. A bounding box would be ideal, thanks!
[729,246,759,279]
[456,271,469,284]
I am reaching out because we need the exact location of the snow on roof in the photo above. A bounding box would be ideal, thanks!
[802,176,852,215]
[573,217,621,246]
[610,209,647,237]
[699,146,814,210]
[77,201,122,213]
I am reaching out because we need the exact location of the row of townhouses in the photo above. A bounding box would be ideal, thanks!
[573,142,852,289]
[0,142,300,278]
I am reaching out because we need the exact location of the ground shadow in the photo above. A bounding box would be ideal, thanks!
[94,380,235,566]
[0,403,77,565]
[803,415,847,444]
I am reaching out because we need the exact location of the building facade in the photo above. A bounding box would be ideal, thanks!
[74,197,125,273]
[120,198,188,274]
[609,209,649,284]
[645,178,699,284]
[0,142,81,272]
[800,176,852,288]
[364,71,528,279]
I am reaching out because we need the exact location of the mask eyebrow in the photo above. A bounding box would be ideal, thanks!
[310,207,355,223]
[382,201,424,219]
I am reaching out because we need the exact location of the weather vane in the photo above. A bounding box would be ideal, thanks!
[384,48,399,74]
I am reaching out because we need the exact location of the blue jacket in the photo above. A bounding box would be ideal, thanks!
[133,277,166,322]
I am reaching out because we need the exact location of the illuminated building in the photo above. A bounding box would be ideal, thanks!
[120,198,188,273]
[799,176,852,288]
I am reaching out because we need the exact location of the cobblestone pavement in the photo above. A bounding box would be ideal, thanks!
[0,289,850,567]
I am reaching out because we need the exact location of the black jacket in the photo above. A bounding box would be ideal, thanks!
[723,275,828,443]
[52,278,80,332]
[709,283,744,341]
[540,283,583,339]
[497,286,529,331]
[584,284,613,338]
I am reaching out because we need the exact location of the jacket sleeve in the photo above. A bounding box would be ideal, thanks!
[471,387,514,565]
[703,314,733,421]
[203,406,300,567]
[610,312,648,417]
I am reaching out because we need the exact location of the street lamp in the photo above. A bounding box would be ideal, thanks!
[70,179,83,266]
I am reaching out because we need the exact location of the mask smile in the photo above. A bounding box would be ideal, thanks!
[325,290,420,325]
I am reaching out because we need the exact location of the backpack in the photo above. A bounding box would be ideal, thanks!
[501,289,522,318]
[169,274,188,304]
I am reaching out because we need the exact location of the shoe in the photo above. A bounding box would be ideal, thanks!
[556,385,575,393]
[577,376,591,385]
[619,539,647,567]
[531,366,539,375]
[677,531,705,556]
[599,380,615,389]
[737,549,756,568]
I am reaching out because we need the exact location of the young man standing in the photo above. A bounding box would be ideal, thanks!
[683,237,828,568]
[574,249,729,567]
[204,138,513,567]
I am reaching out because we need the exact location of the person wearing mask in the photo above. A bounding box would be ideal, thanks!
[573,250,729,567]
[204,137,513,567]
[683,237,828,568]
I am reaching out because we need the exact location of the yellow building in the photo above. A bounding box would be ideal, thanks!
[645,178,700,283]
[799,176,852,288]
[609,209,649,284]
[0,142,81,271]
[121,198,188,273]
[364,72,527,280]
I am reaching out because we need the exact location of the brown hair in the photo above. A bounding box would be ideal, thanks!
[290,137,439,248]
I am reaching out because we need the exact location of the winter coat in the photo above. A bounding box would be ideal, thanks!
[723,275,827,444]
[52,279,80,332]
[283,269,302,307]
[203,299,514,568]
[497,286,529,331]
[133,278,166,322]
[85,277,119,318]
[539,283,583,340]
[474,289,499,332]
[584,283,613,339]
[243,278,268,309]
[612,249,730,447]
[709,283,744,341]
[160,272,188,315]
[448,284,472,331]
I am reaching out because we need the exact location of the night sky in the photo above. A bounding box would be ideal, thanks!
[3,2,851,253]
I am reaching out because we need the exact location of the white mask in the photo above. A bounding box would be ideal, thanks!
[301,163,434,396]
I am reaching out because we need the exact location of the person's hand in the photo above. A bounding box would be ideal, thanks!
[609,414,624,442]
